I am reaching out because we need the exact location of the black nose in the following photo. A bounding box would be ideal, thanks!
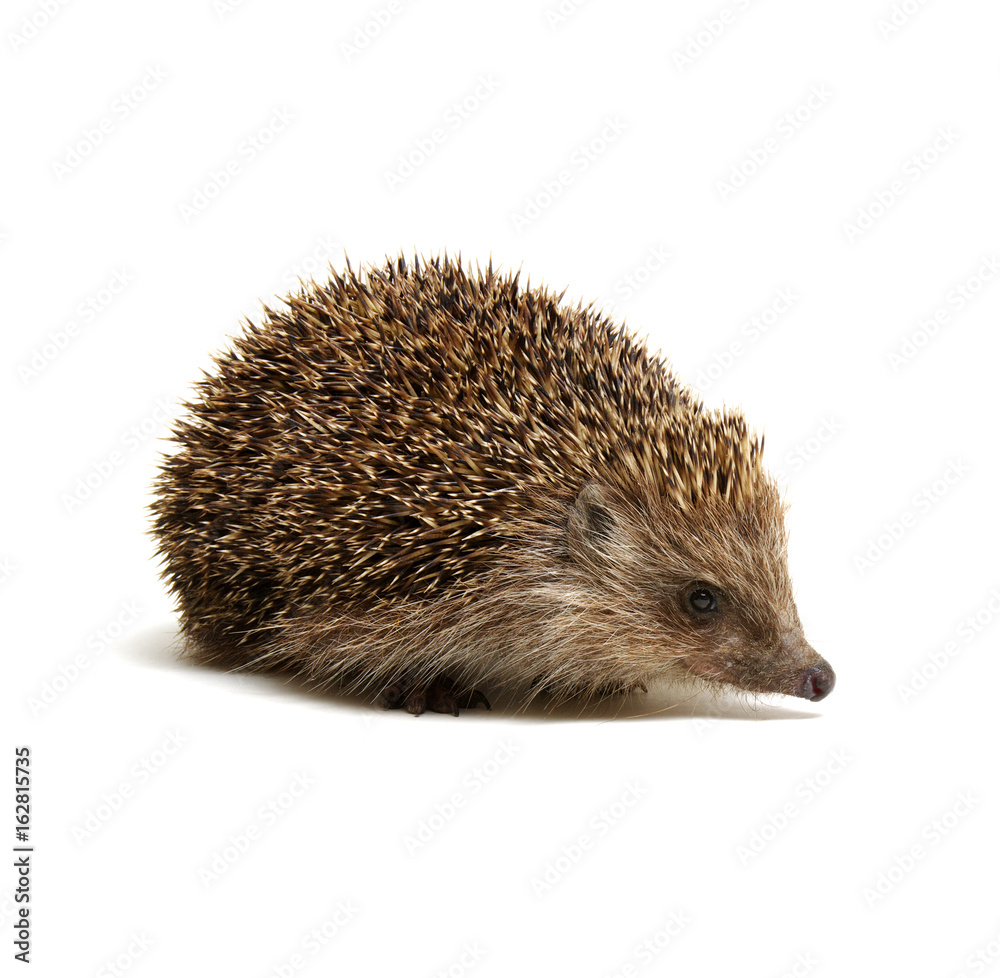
[794,664,835,702]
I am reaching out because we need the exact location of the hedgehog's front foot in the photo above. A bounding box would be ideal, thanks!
[379,677,491,716]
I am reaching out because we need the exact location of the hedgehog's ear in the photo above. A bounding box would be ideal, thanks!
[567,481,616,550]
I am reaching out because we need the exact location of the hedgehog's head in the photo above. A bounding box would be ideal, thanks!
[563,464,834,704]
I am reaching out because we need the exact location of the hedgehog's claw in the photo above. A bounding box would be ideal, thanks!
[460,689,491,712]
[379,677,490,716]
[425,681,458,716]
[379,681,407,710]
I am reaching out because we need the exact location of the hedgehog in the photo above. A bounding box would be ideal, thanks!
[150,254,834,716]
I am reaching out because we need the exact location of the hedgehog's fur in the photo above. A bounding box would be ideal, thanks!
[151,254,834,714]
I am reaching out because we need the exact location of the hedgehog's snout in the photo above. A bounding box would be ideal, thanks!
[793,663,836,702]
[779,630,835,702]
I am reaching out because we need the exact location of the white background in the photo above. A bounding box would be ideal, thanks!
[6,0,1000,974]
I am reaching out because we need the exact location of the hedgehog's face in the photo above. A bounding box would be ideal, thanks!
[659,574,835,702]
[566,480,835,702]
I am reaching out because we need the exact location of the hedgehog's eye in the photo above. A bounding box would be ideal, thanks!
[688,587,718,613]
